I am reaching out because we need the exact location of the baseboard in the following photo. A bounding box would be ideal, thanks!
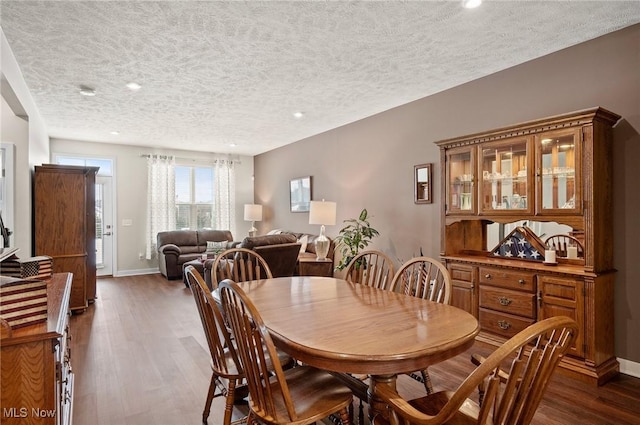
[113,268,159,277]
[619,357,640,379]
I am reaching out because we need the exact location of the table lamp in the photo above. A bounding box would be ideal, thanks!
[309,200,336,261]
[244,204,262,237]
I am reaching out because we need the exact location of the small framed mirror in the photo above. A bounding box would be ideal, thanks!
[290,176,312,212]
[415,163,433,204]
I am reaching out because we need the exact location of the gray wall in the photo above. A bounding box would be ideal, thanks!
[254,24,640,363]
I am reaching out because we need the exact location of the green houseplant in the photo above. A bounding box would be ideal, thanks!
[334,208,380,271]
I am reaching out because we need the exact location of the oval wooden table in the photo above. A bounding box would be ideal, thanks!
[234,276,480,419]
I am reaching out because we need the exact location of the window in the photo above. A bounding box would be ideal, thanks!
[175,165,215,230]
[54,155,113,176]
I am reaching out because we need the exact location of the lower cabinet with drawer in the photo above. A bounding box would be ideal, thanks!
[445,257,618,386]
[448,263,478,318]
[478,267,537,340]
[0,273,74,425]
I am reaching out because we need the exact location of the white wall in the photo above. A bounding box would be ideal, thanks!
[50,138,255,275]
[1,29,50,255]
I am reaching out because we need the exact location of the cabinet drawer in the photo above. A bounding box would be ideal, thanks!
[479,286,536,318]
[479,308,535,339]
[449,264,474,282]
[479,267,535,292]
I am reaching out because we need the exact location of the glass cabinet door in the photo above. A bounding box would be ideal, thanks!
[446,147,475,214]
[536,129,581,213]
[479,138,532,214]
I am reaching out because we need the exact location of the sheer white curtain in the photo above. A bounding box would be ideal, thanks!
[146,155,176,259]
[214,159,236,236]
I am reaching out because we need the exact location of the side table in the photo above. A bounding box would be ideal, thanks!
[298,257,333,277]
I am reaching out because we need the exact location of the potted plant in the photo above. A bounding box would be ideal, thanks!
[334,208,380,271]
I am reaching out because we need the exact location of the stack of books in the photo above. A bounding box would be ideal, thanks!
[0,255,53,280]
[0,276,48,329]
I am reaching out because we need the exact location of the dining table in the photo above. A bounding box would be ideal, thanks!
[233,275,480,419]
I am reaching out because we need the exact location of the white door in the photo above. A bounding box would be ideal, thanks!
[96,176,114,276]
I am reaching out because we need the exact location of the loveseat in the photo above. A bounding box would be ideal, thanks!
[157,229,235,279]
[237,234,302,278]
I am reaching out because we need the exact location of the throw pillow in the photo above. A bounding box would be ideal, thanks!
[267,228,283,235]
[206,240,228,255]
[297,235,308,254]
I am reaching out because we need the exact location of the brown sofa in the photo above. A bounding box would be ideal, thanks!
[157,229,235,279]
[237,234,302,278]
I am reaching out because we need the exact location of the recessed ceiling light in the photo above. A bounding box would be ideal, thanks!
[126,82,142,91]
[462,0,482,9]
[293,111,304,119]
[79,85,96,96]
[229,143,237,147]
[110,131,120,135]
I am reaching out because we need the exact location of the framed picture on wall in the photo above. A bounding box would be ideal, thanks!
[290,176,312,212]
[415,163,433,204]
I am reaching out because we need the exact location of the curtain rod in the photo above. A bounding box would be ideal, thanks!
[140,153,241,165]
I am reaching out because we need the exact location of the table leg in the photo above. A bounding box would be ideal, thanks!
[368,374,397,422]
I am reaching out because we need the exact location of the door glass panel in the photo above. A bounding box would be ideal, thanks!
[95,183,104,267]
[540,135,577,210]
[480,140,528,211]
[448,150,473,213]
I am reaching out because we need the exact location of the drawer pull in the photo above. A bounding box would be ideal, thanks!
[485,274,492,279]
[497,320,511,330]
[498,297,512,306]
[518,279,525,285]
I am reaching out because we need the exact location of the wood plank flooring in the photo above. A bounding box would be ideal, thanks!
[70,274,640,425]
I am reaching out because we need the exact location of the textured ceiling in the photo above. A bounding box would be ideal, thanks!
[1,1,639,156]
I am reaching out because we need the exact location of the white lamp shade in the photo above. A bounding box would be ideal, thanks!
[309,201,336,226]
[244,204,263,222]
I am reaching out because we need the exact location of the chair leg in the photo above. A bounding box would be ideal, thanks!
[477,381,486,406]
[222,378,238,425]
[420,368,434,395]
[337,407,352,425]
[246,411,257,425]
[203,374,217,423]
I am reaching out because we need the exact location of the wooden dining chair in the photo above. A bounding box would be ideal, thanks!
[390,256,452,394]
[185,265,244,425]
[343,249,396,422]
[374,316,578,425]
[345,249,396,290]
[211,247,273,289]
[218,279,354,425]
[544,234,584,258]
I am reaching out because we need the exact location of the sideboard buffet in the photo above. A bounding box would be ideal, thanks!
[0,273,74,425]
[436,107,620,385]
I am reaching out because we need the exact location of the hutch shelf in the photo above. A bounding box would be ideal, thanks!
[436,107,621,386]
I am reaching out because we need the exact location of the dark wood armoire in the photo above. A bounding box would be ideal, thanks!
[34,164,98,312]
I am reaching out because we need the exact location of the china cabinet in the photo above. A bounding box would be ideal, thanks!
[436,107,620,385]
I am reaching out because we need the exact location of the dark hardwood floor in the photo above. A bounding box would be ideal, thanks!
[70,274,640,425]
